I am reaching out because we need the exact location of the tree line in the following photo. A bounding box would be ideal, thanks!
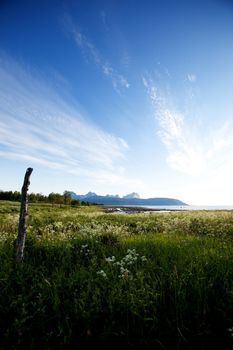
[0,190,99,206]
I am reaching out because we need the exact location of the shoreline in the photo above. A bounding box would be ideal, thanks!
[103,206,186,214]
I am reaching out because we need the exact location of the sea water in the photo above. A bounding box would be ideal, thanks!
[121,205,233,211]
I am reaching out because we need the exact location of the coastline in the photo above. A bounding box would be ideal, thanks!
[103,205,186,214]
[103,205,233,213]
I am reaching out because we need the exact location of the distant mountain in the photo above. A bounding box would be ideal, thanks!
[69,191,97,200]
[70,192,188,206]
[83,191,97,198]
[123,192,140,199]
[106,194,120,198]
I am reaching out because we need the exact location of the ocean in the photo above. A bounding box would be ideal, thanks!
[121,205,233,211]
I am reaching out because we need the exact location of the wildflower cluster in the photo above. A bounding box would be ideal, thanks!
[79,223,100,240]
[104,248,147,280]
[97,270,107,279]
[0,231,15,244]
[105,256,116,263]
[33,220,82,242]
[80,244,90,256]
[228,327,233,338]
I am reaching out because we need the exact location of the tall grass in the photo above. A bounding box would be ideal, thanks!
[0,201,232,349]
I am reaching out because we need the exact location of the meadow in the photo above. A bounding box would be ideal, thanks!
[0,201,232,349]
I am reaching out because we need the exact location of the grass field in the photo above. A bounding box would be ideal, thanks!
[0,201,232,349]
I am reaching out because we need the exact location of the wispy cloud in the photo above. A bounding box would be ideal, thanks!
[120,50,130,68]
[62,15,130,93]
[100,10,108,29]
[187,73,196,83]
[0,55,132,185]
[143,74,233,177]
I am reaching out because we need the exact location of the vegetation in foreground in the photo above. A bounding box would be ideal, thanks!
[0,201,232,349]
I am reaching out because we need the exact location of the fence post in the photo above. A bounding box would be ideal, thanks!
[16,167,33,262]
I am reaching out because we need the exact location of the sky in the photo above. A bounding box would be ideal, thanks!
[1,0,233,205]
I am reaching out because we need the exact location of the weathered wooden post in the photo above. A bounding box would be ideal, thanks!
[16,167,33,262]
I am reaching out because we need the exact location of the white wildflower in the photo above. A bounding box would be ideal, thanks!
[118,267,132,280]
[97,270,107,279]
[105,256,116,263]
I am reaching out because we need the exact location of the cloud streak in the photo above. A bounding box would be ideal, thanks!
[187,73,196,83]
[0,55,131,185]
[143,74,233,177]
[63,15,130,93]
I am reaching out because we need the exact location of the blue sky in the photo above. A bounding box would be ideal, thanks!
[1,0,233,205]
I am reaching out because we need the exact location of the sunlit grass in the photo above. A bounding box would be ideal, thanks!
[0,201,232,349]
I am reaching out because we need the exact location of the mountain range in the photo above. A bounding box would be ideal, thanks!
[70,192,188,206]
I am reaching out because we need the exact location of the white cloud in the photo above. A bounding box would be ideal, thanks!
[102,62,130,91]
[187,73,196,82]
[62,15,130,93]
[0,55,131,185]
[143,75,233,178]
[143,76,205,175]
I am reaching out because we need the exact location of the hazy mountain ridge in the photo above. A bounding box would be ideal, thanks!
[123,192,140,199]
[70,192,187,206]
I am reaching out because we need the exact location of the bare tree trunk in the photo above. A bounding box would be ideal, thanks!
[16,167,33,262]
